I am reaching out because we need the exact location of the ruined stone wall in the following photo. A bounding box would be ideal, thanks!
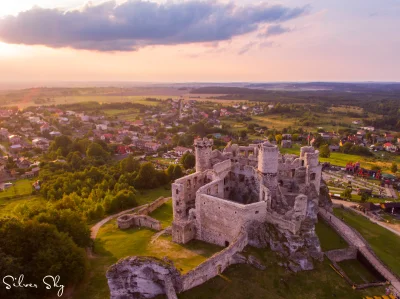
[325,247,358,262]
[195,194,266,246]
[172,171,209,221]
[196,178,225,199]
[181,228,248,291]
[117,214,162,231]
[225,165,261,204]
[278,155,302,178]
[137,197,170,216]
[265,211,299,235]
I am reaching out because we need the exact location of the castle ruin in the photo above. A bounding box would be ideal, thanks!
[172,138,323,260]
[107,138,330,298]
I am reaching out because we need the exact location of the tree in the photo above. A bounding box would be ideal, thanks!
[34,209,91,247]
[123,136,132,145]
[360,192,369,203]
[135,162,159,189]
[341,188,352,200]
[172,165,184,180]
[0,218,87,299]
[166,164,175,181]
[181,152,195,169]
[240,130,248,139]
[319,144,331,158]
[275,134,283,144]
[86,143,109,159]
[391,162,398,173]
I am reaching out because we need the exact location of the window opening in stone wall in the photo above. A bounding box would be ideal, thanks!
[310,173,316,180]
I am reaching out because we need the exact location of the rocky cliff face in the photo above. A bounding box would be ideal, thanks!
[319,180,333,211]
[106,256,181,299]
[247,190,323,272]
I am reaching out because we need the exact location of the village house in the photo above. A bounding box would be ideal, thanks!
[174,146,193,157]
[32,137,50,150]
[49,131,62,138]
[10,144,22,153]
[101,134,114,142]
[115,145,132,155]
[96,124,108,131]
[361,126,375,132]
[8,135,21,145]
[383,142,398,153]
[144,142,161,152]
[385,133,394,142]
[40,123,50,133]
[329,145,340,152]
[0,128,9,140]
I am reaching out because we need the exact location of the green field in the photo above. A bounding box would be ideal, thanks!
[333,208,400,277]
[338,259,381,284]
[0,179,34,199]
[75,219,221,299]
[280,144,400,173]
[315,218,347,251]
[177,247,385,299]
[135,186,172,205]
[149,200,174,228]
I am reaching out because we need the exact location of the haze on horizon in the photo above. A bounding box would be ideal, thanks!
[0,0,399,83]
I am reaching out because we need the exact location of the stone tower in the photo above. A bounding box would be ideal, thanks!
[257,141,279,174]
[194,137,213,172]
[300,146,322,194]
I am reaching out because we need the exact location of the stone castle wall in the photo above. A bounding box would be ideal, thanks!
[181,228,248,291]
[117,214,162,231]
[195,193,266,246]
[137,196,170,215]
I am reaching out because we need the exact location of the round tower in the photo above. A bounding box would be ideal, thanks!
[257,141,279,174]
[194,137,213,172]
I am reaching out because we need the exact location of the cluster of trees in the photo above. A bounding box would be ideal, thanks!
[340,142,373,157]
[39,155,181,221]
[0,217,87,298]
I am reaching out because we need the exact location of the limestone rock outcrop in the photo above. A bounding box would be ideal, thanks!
[106,256,181,299]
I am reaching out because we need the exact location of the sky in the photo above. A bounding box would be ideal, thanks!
[0,0,399,83]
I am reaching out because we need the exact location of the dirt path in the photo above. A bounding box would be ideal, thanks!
[90,206,139,239]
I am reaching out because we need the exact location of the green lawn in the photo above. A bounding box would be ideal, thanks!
[177,247,385,299]
[338,259,381,284]
[279,144,399,173]
[135,186,172,205]
[0,195,47,216]
[75,219,221,299]
[0,179,34,199]
[333,208,400,277]
[149,199,174,228]
[315,218,347,251]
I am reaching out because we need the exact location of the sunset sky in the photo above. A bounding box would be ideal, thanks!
[0,0,399,83]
